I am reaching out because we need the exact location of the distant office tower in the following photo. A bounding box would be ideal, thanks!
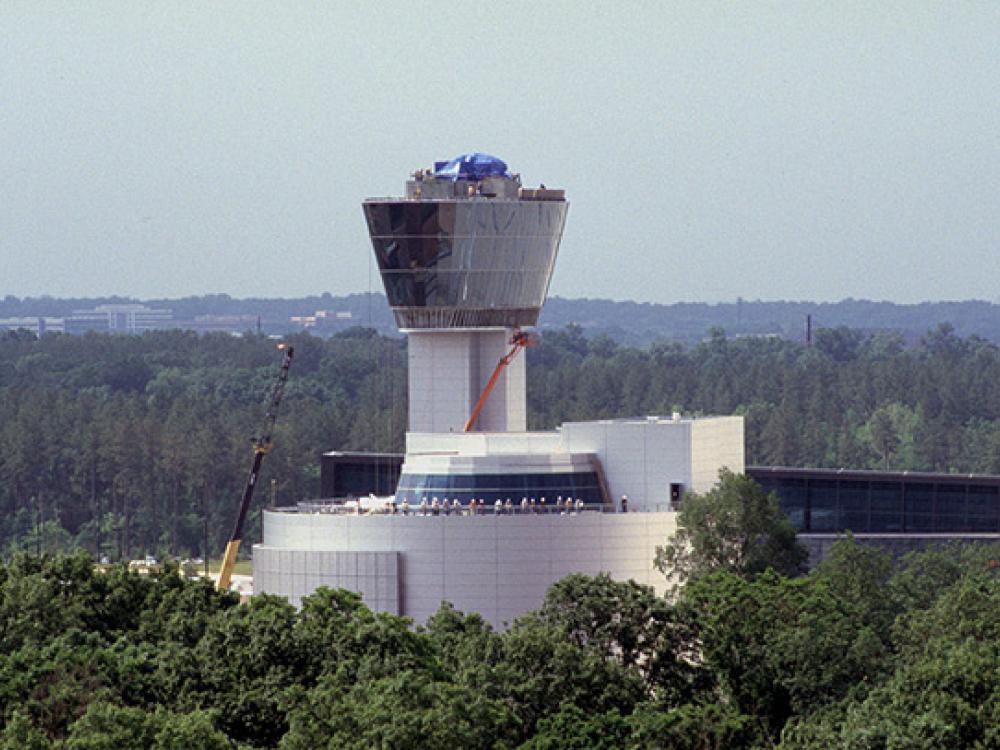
[363,153,567,433]
[67,304,173,334]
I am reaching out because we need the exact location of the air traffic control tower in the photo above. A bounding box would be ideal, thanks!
[253,154,744,626]
[362,153,567,433]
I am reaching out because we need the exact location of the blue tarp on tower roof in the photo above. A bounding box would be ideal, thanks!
[433,153,510,181]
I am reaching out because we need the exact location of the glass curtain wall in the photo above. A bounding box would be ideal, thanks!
[750,471,1000,534]
[364,200,567,328]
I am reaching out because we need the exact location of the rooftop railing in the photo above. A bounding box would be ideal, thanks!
[275,499,678,516]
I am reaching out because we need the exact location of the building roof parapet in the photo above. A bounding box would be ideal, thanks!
[364,152,564,203]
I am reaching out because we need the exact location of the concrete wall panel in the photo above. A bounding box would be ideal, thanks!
[254,510,677,628]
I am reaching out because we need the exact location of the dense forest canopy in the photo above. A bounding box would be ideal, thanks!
[0,328,406,560]
[2,321,1000,558]
[0,541,997,748]
[3,323,999,746]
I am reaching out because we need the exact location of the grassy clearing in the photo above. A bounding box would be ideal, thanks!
[205,559,253,577]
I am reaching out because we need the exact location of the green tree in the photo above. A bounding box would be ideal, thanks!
[293,587,436,691]
[812,535,897,638]
[62,704,232,750]
[496,614,646,742]
[174,594,303,747]
[519,704,630,750]
[151,710,232,750]
[423,602,498,683]
[866,405,901,469]
[655,470,807,586]
[781,574,1000,749]
[628,702,751,750]
[681,571,888,746]
[535,574,708,704]
[63,703,161,750]
[888,541,1000,614]
[0,711,51,750]
[814,326,864,362]
[281,669,517,750]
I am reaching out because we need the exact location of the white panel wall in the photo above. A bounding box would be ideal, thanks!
[253,549,399,612]
[475,329,527,432]
[408,331,473,433]
[401,451,595,479]
[561,420,692,511]
[690,418,745,492]
[498,343,526,431]
[254,510,678,628]
[641,422,693,507]
[405,431,562,456]
[407,329,526,433]
[403,417,744,508]
[558,417,744,508]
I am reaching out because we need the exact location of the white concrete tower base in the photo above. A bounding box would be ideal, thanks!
[406,329,527,434]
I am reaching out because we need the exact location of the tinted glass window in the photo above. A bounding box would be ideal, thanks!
[935,484,967,530]
[747,471,1000,535]
[775,478,807,530]
[904,483,935,532]
[809,480,838,532]
[839,481,869,532]
[870,482,903,532]
[967,486,999,531]
[364,201,568,325]
[755,477,779,497]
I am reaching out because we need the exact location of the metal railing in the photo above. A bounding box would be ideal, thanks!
[280,499,678,516]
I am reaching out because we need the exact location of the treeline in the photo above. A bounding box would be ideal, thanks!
[4,322,1000,558]
[0,328,406,559]
[0,292,397,331]
[530,323,1000,473]
[10,292,1000,345]
[0,540,997,748]
[542,296,1000,346]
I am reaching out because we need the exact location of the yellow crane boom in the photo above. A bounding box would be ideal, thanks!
[217,343,294,592]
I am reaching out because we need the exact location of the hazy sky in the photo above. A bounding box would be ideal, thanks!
[2,2,998,303]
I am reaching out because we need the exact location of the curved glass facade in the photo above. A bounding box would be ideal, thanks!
[363,199,567,329]
[394,471,602,505]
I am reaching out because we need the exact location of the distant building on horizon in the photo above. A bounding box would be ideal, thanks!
[186,314,261,335]
[0,317,65,336]
[289,309,354,331]
[67,304,173,335]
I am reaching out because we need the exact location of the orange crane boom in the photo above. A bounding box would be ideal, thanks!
[464,330,535,432]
